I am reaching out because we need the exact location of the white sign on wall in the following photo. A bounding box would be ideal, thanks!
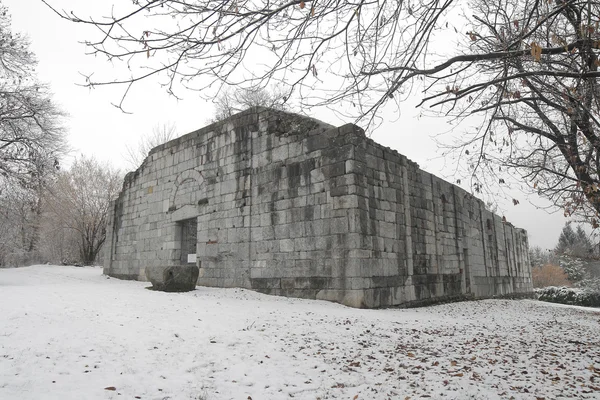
[187,254,197,264]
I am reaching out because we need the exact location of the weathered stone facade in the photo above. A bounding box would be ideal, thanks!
[104,107,532,308]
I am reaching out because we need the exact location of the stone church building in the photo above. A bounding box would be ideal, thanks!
[103,107,533,308]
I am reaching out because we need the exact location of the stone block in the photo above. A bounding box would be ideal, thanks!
[330,216,348,234]
[333,194,359,209]
[345,160,366,175]
[323,144,354,165]
[322,162,346,178]
[340,290,366,308]
[289,222,305,238]
[145,265,199,292]
[272,144,289,162]
[305,135,330,153]
[274,224,291,239]
[280,239,294,252]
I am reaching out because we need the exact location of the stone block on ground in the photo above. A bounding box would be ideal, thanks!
[145,265,199,292]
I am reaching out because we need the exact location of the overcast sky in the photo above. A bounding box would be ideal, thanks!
[4,0,570,250]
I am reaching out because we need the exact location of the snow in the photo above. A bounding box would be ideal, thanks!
[1,265,599,400]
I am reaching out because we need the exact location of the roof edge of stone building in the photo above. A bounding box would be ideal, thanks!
[361,136,527,232]
[121,106,337,190]
[149,106,336,157]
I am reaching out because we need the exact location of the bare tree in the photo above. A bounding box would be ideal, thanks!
[44,0,600,221]
[124,122,178,170]
[0,5,67,266]
[212,86,288,122]
[0,184,39,266]
[0,158,67,267]
[446,0,600,226]
[37,207,80,265]
[0,4,65,187]
[45,157,122,265]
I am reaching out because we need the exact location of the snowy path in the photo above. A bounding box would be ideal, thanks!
[1,265,599,400]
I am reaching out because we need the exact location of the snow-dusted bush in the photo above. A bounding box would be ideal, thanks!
[575,278,600,292]
[558,255,586,282]
[536,286,600,308]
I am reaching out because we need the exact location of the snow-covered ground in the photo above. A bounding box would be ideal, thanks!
[1,265,599,400]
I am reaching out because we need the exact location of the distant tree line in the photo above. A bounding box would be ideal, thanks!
[0,156,121,267]
[0,7,121,267]
[530,223,600,289]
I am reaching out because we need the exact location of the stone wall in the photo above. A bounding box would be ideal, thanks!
[104,107,532,307]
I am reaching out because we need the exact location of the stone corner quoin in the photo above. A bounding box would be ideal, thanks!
[102,106,533,308]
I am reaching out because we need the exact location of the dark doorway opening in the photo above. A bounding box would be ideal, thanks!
[179,218,198,265]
